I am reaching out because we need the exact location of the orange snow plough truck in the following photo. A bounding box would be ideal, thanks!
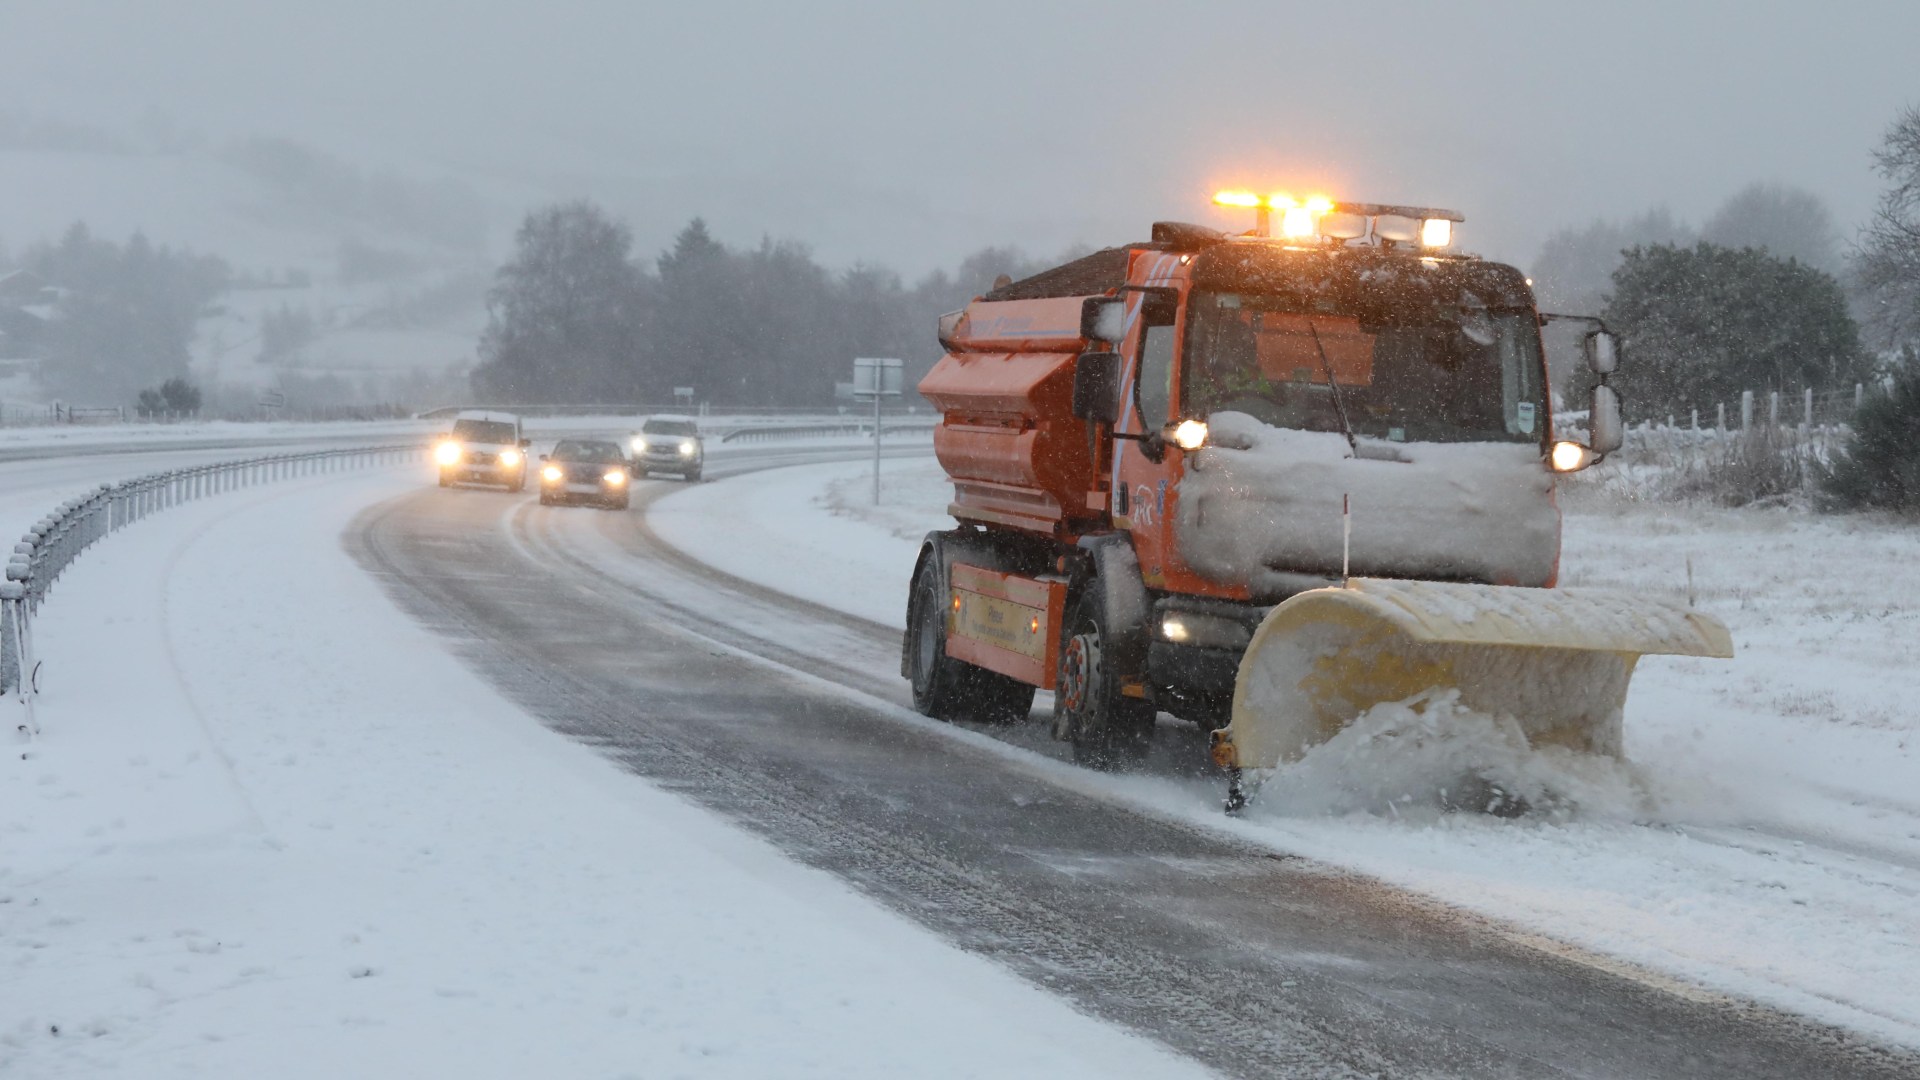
[903,196,1732,808]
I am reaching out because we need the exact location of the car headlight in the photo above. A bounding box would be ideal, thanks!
[498,448,522,467]
[434,441,463,466]
[678,439,696,456]
[541,465,563,483]
[631,437,648,453]
[603,469,627,486]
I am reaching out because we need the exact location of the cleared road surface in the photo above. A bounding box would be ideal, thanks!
[349,446,1918,1080]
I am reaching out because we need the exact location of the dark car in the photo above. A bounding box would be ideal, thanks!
[537,439,632,509]
[629,415,704,481]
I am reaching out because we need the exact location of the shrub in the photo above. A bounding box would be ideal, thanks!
[1822,355,1920,511]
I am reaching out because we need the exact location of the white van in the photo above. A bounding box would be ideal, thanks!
[434,410,530,491]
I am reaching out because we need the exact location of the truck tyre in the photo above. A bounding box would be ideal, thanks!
[686,468,702,482]
[906,554,1034,725]
[508,470,526,493]
[1056,589,1155,770]
[438,468,452,488]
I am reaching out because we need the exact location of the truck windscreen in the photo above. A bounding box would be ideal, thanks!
[1180,258,1547,445]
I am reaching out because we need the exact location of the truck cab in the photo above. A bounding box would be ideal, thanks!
[434,410,530,492]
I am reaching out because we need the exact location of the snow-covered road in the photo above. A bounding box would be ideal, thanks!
[650,455,1920,1055]
[0,447,1201,1078]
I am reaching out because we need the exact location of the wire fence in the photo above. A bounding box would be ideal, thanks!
[2,443,425,736]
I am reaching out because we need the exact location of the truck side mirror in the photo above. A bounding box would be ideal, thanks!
[1589,383,1623,454]
[1583,330,1619,375]
[1072,352,1122,424]
[1079,297,1126,343]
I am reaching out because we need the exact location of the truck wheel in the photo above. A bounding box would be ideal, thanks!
[437,469,452,488]
[1057,591,1155,770]
[906,555,1034,725]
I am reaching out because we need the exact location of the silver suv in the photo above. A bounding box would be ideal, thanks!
[434,410,530,491]
[630,415,704,481]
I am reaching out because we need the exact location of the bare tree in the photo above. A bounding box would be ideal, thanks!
[1855,105,1920,350]
[1702,182,1840,271]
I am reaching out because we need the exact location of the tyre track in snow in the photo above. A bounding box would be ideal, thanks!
[348,448,1920,1080]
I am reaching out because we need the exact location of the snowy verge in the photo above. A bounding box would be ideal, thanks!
[0,468,1203,1079]
[646,455,1920,1050]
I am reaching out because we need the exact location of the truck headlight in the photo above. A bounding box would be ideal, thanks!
[1170,419,1209,450]
[1549,440,1596,473]
[434,441,463,466]
[631,436,648,453]
[498,448,522,467]
[541,465,564,483]
[603,469,627,486]
[678,440,696,457]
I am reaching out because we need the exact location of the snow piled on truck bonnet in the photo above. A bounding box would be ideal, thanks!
[1176,411,1558,592]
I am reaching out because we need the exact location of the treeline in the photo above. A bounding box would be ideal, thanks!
[12,223,228,404]
[471,202,1071,406]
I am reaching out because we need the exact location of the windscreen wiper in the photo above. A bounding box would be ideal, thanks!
[1307,318,1360,457]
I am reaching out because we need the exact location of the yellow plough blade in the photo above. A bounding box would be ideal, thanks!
[1220,579,1734,771]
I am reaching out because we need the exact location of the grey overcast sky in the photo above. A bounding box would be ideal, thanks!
[3,0,1916,274]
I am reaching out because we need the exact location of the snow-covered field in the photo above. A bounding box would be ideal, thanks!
[0,461,1202,1078]
[651,456,1920,1050]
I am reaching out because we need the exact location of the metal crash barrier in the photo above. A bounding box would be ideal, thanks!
[2,444,425,735]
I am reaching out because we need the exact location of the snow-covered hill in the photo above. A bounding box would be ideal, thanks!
[0,122,527,406]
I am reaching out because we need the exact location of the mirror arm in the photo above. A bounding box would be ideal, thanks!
[1537,312,1612,333]
[1111,428,1166,463]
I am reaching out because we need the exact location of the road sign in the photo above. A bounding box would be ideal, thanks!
[852,357,902,397]
[851,358,904,506]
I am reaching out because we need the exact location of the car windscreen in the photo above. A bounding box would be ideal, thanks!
[551,440,627,463]
[451,419,517,444]
[640,419,698,436]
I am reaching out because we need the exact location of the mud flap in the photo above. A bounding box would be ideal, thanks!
[1215,578,1734,772]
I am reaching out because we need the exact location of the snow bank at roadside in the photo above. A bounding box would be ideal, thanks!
[0,468,1203,1079]
[645,454,1920,1050]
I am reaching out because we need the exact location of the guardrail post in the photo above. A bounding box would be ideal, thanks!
[1,579,33,736]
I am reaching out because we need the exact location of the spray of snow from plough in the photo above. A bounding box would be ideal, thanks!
[1211,579,1734,809]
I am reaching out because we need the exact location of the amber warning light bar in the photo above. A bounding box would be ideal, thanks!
[1212,190,1461,249]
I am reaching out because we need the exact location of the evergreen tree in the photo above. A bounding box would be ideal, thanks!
[1604,242,1866,417]
[1822,349,1920,511]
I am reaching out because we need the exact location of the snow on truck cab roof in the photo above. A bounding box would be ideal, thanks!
[453,410,521,424]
